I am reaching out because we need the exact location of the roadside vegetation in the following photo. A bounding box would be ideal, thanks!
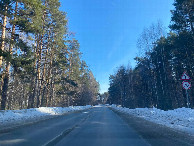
[0,0,99,110]
[108,0,194,110]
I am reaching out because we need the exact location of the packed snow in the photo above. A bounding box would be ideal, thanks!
[0,105,91,130]
[111,105,194,135]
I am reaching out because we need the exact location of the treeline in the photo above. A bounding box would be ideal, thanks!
[0,0,99,110]
[108,0,194,110]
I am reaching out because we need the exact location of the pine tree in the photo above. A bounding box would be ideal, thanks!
[170,0,194,33]
[0,0,35,110]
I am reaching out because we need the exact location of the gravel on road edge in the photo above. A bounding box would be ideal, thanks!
[110,107,194,146]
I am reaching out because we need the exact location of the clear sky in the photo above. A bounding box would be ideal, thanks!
[59,0,174,93]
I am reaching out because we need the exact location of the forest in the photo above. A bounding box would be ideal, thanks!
[0,0,99,110]
[108,0,194,110]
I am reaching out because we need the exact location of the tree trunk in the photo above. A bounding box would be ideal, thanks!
[46,57,52,107]
[41,30,50,107]
[0,3,18,110]
[0,6,8,109]
[1,72,9,110]
[36,7,47,107]
[28,34,40,108]
[0,6,7,67]
[27,78,35,108]
[36,35,42,107]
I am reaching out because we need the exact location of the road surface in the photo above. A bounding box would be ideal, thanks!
[0,106,193,146]
[0,106,149,146]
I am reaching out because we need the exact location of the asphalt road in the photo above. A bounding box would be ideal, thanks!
[1,106,193,146]
[0,106,150,146]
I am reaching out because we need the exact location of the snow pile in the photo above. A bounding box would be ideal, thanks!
[0,105,91,127]
[111,105,194,135]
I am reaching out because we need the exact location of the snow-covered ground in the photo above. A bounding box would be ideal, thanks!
[0,105,91,130]
[111,105,194,135]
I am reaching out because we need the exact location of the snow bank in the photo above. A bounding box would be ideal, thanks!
[0,105,91,128]
[111,105,194,135]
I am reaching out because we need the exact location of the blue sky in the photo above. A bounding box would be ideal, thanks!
[60,0,174,93]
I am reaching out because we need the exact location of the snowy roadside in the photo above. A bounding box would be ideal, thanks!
[110,105,194,136]
[0,105,92,131]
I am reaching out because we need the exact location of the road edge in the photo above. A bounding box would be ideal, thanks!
[110,107,194,146]
[0,107,93,134]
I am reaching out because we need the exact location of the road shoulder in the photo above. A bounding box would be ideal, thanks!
[110,107,194,146]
